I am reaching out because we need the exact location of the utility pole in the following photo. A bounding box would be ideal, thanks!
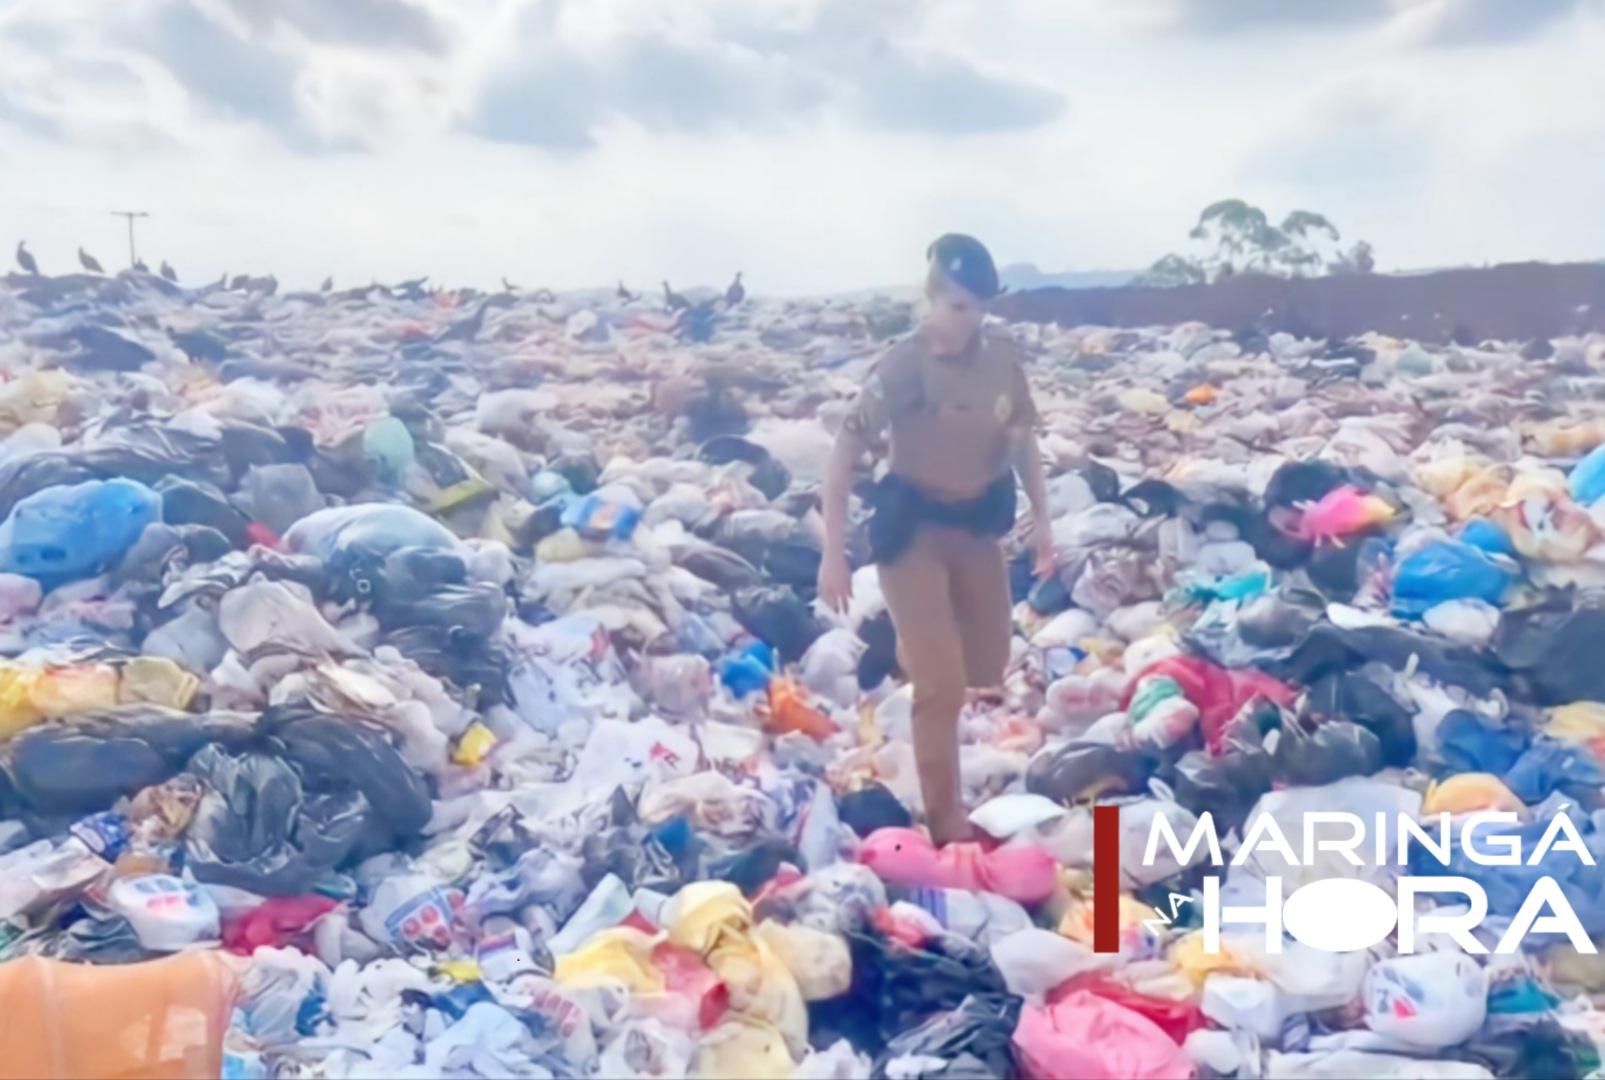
[110,210,150,268]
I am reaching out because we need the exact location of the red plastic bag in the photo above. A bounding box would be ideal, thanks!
[651,942,731,1030]
[223,895,340,954]
[1052,979,1206,1045]
[1122,655,1297,754]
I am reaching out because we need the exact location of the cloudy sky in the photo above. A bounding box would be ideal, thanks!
[1,0,1602,294]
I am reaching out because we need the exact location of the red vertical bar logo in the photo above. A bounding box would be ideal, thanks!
[1093,804,1120,953]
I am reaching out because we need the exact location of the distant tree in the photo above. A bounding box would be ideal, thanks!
[1139,253,1206,287]
[1143,199,1374,286]
[1331,240,1376,275]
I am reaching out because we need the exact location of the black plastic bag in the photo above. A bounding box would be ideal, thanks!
[1168,742,1273,833]
[2,707,253,817]
[872,995,1022,1080]
[266,707,432,838]
[158,476,251,546]
[1272,718,1382,786]
[1305,671,1417,767]
[1495,592,1605,706]
[733,585,823,665]
[1025,740,1155,803]
[809,930,1012,1054]
[838,783,913,837]
[184,742,369,896]
[384,624,514,704]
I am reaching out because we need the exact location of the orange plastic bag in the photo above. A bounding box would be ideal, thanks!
[0,951,240,1079]
[765,678,837,741]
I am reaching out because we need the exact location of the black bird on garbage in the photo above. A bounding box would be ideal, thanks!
[166,326,229,363]
[617,280,638,302]
[15,242,38,276]
[78,247,105,274]
[501,276,517,293]
[134,257,150,273]
[321,276,333,292]
[160,260,177,283]
[725,271,745,307]
[392,276,430,301]
[436,299,490,344]
[663,280,691,312]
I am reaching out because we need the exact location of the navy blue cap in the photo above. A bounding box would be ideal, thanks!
[926,233,1000,301]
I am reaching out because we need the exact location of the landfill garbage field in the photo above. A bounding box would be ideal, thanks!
[3,268,1605,1080]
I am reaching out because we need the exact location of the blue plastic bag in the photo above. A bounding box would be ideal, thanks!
[1569,445,1605,507]
[0,478,160,587]
[1392,539,1515,617]
[1459,517,1516,558]
[719,641,775,698]
[560,493,640,541]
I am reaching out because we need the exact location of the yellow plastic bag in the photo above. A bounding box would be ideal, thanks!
[0,664,45,740]
[0,951,239,1079]
[27,663,120,718]
[1170,931,1263,989]
[118,657,200,709]
[0,371,75,435]
[753,920,851,1002]
[554,927,665,993]
[666,882,806,1052]
[1422,772,1524,815]
[693,1017,796,1080]
[1545,702,1605,758]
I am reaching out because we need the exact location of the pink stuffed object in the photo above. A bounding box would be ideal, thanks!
[857,828,1057,905]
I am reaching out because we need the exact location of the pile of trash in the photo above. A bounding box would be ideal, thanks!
[1,267,1605,1079]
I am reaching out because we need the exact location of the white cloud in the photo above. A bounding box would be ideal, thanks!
[0,0,1600,292]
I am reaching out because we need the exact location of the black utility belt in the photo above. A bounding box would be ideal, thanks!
[868,472,1016,565]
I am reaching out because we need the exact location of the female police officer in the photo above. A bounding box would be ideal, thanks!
[819,234,1052,844]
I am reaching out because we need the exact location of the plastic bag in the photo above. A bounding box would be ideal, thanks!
[808,930,1010,1054]
[1013,989,1192,1080]
[1569,443,1605,507]
[1272,719,1382,786]
[874,994,1022,1079]
[1363,953,1488,1049]
[0,951,239,1079]
[1026,739,1155,804]
[1120,655,1298,754]
[106,875,221,951]
[1392,540,1515,617]
[0,478,160,586]
[1288,485,1395,546]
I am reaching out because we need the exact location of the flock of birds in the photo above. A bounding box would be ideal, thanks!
[15,240,181,284]
[12,241,749,314]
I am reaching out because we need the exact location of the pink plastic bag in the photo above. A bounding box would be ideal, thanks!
[857,828,1057,905]
[1014,990,1193,1080]
[1286,485,1395,546]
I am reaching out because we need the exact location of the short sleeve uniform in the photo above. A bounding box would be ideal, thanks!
[843,327,1038,502]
